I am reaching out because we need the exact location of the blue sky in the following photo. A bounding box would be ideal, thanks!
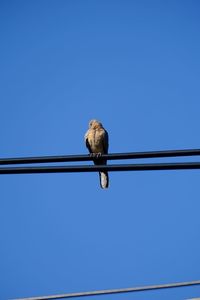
[1,1,200,299]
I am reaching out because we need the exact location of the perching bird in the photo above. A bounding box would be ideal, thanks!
[85,120,109,189]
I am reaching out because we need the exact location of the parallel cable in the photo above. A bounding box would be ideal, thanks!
[1,148,200,165]
[13,280,200,300]
[1,162,200,175]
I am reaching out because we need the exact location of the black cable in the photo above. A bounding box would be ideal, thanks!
[1,148,200,165]
[1,162,200,174]
[13,280,200,300]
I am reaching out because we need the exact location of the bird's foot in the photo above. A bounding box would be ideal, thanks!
[90,153,102,158]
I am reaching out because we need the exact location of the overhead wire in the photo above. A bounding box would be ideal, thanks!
[1,148,200,165]
[13,280,200,300]
[1,161,200,174]
[0,148,200,174]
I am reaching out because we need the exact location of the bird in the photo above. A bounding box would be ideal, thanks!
[84,119,109,189]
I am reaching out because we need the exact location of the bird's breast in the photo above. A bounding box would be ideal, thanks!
[87,129,104,153]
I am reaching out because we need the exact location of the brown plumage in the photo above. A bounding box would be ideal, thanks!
[84,120,109,189]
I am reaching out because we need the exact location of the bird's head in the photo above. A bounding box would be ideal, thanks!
[89,119,103,129]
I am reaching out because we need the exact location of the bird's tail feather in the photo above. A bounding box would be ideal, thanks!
[99,172,109,189]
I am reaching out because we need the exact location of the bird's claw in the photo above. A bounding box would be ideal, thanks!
[90,153,102,158]
[96,152,102,158]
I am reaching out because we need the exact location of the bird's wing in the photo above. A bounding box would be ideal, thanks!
[85,130,93,153]
[102,129,109,154]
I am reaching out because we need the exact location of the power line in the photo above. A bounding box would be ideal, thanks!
[1,148,200,165]
[1,162,200,175]
[13,280,200,300]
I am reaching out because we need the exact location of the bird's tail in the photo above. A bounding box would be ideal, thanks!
[99,172,109,189]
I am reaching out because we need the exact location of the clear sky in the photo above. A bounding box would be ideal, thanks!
[1,1,200,299]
